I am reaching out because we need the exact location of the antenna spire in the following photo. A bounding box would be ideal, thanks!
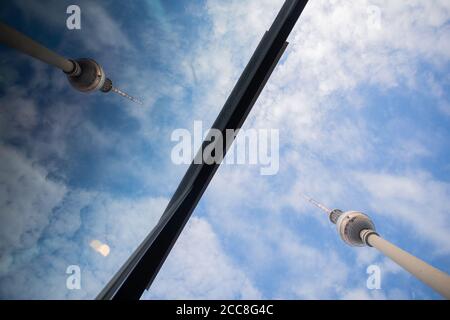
[111,86,143,105]
[301,194,331,213]
[100,78,143,105]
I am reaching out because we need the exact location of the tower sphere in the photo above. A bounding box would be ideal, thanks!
[66,58,106,92]
[336,211,376,246]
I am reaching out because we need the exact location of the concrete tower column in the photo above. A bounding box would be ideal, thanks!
[363,231,450,299]
[0,22,75,73]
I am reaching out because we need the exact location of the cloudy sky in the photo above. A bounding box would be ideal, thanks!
[0,0,449,299]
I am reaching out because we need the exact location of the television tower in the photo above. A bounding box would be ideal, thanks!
[0,22,142,105]
[302,194,450,299]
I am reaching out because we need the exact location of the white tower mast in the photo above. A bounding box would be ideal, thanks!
[303,194,450,299]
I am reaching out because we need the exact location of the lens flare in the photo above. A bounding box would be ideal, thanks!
[90,240,110,257]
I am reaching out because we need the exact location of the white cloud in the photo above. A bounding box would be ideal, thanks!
[354,171,450,254]
[248,0,450,159]
[0,88,38,131]
[0,145,66,254]
[145,217,261,299]
[274,235,351,299]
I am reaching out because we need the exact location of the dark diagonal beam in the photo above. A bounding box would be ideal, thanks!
[97,0,309,300]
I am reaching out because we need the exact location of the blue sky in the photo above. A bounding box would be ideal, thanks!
[0,0,449,299]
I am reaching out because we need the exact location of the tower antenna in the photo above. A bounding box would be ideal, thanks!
[111,87,143,105]
[100,78,143,105]
[301,194,330,214]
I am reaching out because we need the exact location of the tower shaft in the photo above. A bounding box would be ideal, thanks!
[365,232,450,299]
[0,22,75,73]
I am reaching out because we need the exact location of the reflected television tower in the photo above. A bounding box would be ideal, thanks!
[302,194,450,299]
[0,22,142,105]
